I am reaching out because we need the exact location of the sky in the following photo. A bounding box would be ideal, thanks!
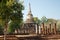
[22,0,60,20]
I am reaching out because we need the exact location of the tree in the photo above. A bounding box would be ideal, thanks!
[0,0,15,40]
[8,1,24,33]
[0,0,14,31]
[0,0,24,40]
[0,24,3,34]
[8,21,20,34]
[10,2,23,23]
[33,17,41,25]
[47,18,57,24]
[41,16,47,23]
[56,20,60,32]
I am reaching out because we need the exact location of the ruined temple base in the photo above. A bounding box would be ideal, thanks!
[0,34,60,40]
[40,34,60,40]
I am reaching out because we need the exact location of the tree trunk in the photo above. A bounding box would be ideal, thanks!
[4,18,8,40]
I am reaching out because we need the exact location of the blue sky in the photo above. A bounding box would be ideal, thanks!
[22,0,60,20]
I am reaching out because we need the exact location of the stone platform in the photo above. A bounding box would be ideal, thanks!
[40,34,60,40]
[0,34,60,40]
[0,34,39,40]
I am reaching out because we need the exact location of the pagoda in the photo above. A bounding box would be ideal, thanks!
[25,3,34,23]
[23,3,36,34]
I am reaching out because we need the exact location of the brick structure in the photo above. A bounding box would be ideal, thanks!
[39,23,57,35]
[54,23,57,34]
[23,3,37,34]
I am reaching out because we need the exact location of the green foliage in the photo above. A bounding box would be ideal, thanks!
[0,0,24,33]
[47,19,57,24]
[0,0,24,21]
[41,16,47,23]
[58,26,60,32]
[0,0,14,21]
[0,24,3,34]
[33,17,41,25]
[8,22,20,33]
[9,1,24,23]
[57,21,60,31]
[8,1,24,33]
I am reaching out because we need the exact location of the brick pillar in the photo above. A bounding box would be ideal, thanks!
[42,23,45,35]
[49,24,51,34]
[47,28,50,35]
[15,29,18,34]
[39,26,41,34]
[40,28,43,35]
[45,26,47,35]
[52,28,54,34]
[35,24,38,34]
[54,23,57,34]
[46,26,49,34]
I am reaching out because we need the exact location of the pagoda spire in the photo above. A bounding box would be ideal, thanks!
[27,3,33,16]
[25,3,34,23]
[28,3,31,13]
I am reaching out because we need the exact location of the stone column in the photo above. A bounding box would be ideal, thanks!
[15,29,18,34]
[39,26,41,34]
[49,23,51,34]
[47,28,50,35]
[35,24,38,34]
[52,28,54,34]
[42,23,45,35]
[54,23,57,34]
[40,28,43,35]
[46,26,47,35]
